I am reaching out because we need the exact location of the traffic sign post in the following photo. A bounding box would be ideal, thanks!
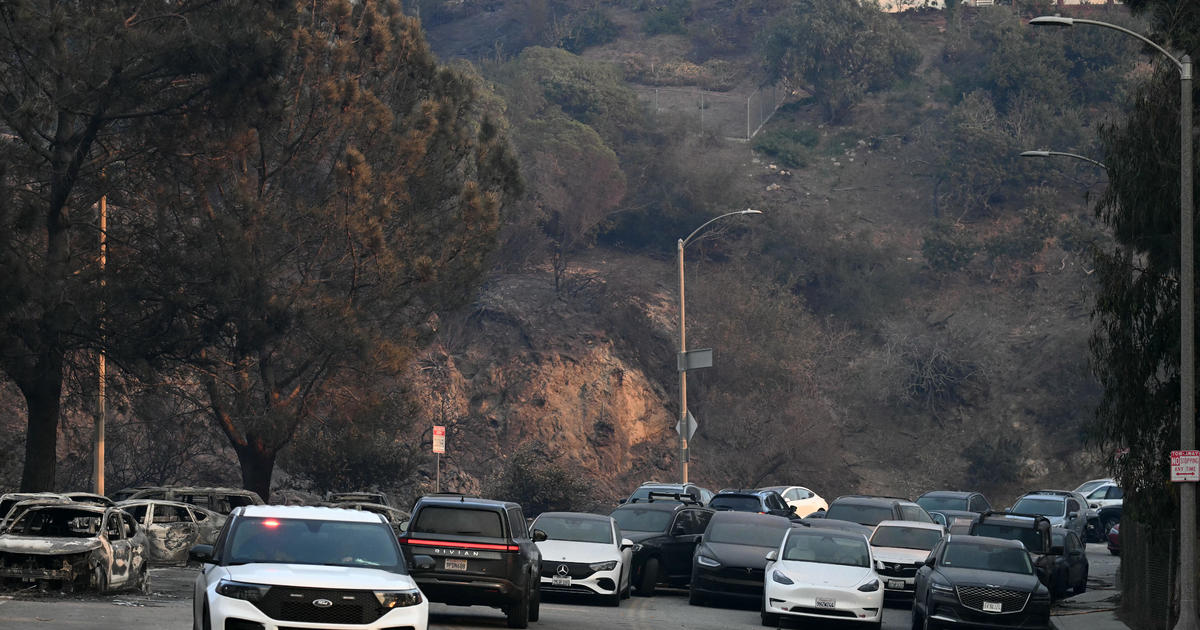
[1172,450,1200,482]
[433,426,446,493]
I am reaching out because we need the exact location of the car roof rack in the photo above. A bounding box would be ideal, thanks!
[641,491,701,505]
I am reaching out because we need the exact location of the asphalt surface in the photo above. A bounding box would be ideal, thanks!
[0,545,1119,630]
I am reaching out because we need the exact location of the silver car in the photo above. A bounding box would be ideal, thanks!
[1009,490,1089,543]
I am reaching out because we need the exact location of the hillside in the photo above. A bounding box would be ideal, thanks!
[399,2,1115,507]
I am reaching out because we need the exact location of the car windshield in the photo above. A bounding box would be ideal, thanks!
[1011,498,1066,517]
[533,516,613,544]
[8,508,103,538]
[870,525,942,551]
[973,523,1044,552]
[411,507,504,537]
[610,508,673,533]
[1073,480,1110,495]
[782,532,871,567]
[226,517,403,570]
[917,496,967,512]
[706,520,789,547]
[825,503,894,526]
[942,542,1034,575]
[709,496,762,512]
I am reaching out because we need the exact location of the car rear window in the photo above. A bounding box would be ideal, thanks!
[871,525,942,551]
[1011,497,1066,517]
[942,541,1033,575]
[412,507,504,538]
[973,523,1044,552]
[610,508,673,533]
[709,496,762,512]
[706,519,789,547]
[917,496,967,512]
[826,503,895,526]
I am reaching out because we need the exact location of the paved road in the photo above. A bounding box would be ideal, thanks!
[0,545,1118,630]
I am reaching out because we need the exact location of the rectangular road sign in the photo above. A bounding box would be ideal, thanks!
[432,425,446,454]
[1171,450,1200,482]
[677,348,713,372]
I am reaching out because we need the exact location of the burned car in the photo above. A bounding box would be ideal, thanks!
[0,493,69,530]
[116,499,226,565]
[0,504,149,593]
[119,486,263,515]
[328,501,410,534]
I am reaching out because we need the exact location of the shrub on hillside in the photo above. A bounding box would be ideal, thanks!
[751,128,818,168]
[964,436,1024,490]
[642,0,691,35]
[922,221,978,272]
[560,9,621,54]
[483,441,593,514]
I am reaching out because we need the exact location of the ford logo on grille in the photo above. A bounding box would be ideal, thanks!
[313,598,334,608]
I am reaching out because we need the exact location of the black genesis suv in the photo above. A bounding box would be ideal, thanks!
[708,489,797,518]
[824,495,935,527]
[913,535,1051,629]
[609,494,714,596]
[398,495,544,628]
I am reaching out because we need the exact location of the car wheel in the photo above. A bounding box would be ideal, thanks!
[529,583,541,621]
[922,596,941,630]
[911,600,924,630]
[93,566,109,594]
[136,564,151,595]
[1109,548,1120,556]
[195,600,211,630]
[506,588,530,628]
[605,587,621,607]
[688,587,705,607]
[761,601,781,627]
[621,575,631,599]
[1074,568,1089,595]
[637,558,658,597]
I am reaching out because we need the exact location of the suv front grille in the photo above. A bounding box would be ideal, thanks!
[540,560,595,579]
[956,585,1029,613]
[253,586,384,624]
[876,562,919,577]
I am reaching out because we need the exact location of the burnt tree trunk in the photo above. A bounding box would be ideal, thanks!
[234,437,276,504]
[17,355,65,491]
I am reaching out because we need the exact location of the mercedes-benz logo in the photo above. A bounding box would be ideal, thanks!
[313,598,333,608]
[557,564,569,577]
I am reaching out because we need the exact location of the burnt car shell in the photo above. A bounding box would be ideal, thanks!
[0,504,148,593]
[116,499,226,566]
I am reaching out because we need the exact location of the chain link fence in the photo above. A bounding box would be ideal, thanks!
[634,83,791,141]
[1121,519,1177,630]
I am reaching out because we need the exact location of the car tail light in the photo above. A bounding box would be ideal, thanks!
[401,537,519,552]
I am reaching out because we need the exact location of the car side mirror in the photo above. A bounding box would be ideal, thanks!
[617,498,627,504]
[924,555,935,567]
[188,544,214,564]
[532,529,548,543]
[620,538,634,550]
[765,550,778,562]
[788,505,798,514]
[412,554,435,571]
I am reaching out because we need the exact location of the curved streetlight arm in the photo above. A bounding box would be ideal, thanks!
[1030,16,1187,76]
[1019,150,1108,171]
[681,209,764,249]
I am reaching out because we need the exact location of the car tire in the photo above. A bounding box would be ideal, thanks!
[506,589,530,629]
[1074,568,1088,595]
[136,564,151,595]
[1109,548,1119,556]
[637,558,658,597]
[688,587,705,607]
[197,601,212,630]
[529,583,541,621]
[761,605,781,627]
[93,566,108,594]
[921,596,941,630]
[620,575,631,599]
[911,601,924,630]
[605,588,621,607]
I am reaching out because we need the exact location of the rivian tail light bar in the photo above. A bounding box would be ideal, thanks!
[400,537,519,552]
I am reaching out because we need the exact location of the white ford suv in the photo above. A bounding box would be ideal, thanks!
[190,505,432,630]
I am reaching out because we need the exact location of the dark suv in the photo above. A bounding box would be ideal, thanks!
[823,495,935,527]
[398,496,543,628]
[708,489,796,518]
[608,495,714,596]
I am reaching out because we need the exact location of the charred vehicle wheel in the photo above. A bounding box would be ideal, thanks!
[92,565,108,594]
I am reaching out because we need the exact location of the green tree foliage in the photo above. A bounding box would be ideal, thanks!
[0,1,288,491]
[559,8,621,54]
[758,0,921,123]
[1087,0,1198,523]
[483,441,593,514]
[143,0,520,501]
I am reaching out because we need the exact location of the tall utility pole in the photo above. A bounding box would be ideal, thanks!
[1030,17,1195,629]
[676,209,762,483]
[93,193,106,496]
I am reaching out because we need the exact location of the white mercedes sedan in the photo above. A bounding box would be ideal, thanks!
[762,526,883,628]
[531,511,633,606]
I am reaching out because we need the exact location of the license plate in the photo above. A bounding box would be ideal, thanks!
[552,576,571,587]
[887,579,905,590]
[444,558,467,571]
[983,601,1002,613]
[816,597,836,609]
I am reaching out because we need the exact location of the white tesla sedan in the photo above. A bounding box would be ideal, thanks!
[531,511,633,606]
[190,505,429,630]
[762,526,884,628]
[869,520,945,597]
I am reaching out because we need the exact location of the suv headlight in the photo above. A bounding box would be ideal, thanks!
[696,555,720,568]
[589,561,618,572]
[216,579,270,602]
[857,579,881,592]
[375,589,423,608]
[930,579,955,594]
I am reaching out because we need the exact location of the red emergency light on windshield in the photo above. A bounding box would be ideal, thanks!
[261,519,281,528]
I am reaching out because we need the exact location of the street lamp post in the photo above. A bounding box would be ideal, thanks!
[677,209,762,483]
[1031,16,1195,630]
